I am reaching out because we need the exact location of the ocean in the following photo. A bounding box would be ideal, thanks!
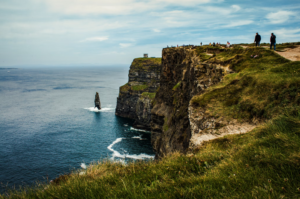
[0,67,155,193]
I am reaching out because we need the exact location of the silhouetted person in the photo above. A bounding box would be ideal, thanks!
[254,33,261,47]
[270,33,276,50]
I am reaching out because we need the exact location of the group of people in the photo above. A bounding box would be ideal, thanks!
[254,32,277,50]
[208,42,221,46]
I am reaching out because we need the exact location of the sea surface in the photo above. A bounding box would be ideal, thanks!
[0,67,155,193]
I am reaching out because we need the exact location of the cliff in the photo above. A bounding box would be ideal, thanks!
[151,47,226,158]
[115,57,162,129]
[151,45,299,158]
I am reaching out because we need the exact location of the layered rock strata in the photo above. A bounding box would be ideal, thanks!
[151,47,234,158]
[115,58,162,130]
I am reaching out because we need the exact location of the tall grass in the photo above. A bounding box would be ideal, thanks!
[2,114,300,198]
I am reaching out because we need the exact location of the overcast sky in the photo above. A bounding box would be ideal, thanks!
[0,0,299,67]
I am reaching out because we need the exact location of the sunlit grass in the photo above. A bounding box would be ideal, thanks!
[2,114,300,198]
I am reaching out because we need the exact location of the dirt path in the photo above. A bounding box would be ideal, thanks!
[275,46,300,61]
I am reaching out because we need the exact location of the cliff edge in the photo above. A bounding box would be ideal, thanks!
[151,45,299,158]
[115,57,162,129]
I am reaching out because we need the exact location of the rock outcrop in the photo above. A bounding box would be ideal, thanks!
[95,92,101,110]
[115,58,162,130]
[151,47,231,158]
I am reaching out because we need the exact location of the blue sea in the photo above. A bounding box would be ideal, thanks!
[0,67,155,193]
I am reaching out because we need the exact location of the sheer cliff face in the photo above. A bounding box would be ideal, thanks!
[151,48,225,158]
[115,58,162,129]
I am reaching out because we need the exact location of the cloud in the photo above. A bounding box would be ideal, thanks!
[231,5,241,12]
[119,43,133,48]
[80,37,108,42]
[40,0,159,15]
[266,11,295,24]
[40,0,221,15]
[222,20,253,28]
[153,29,161,33]
[270,28,300,39]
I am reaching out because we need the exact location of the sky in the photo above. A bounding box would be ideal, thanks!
[0,0,299,67]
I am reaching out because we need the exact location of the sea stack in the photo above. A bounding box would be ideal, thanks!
[94,92,101,110]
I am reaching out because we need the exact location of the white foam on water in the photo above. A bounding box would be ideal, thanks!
[132,135,147,140]
[126,154,155,160]
[130,127,150,133]
[107,138,124,160]
[84,107,115,112]
[124,124,128,126]
[107,138,154,161]
[81,163,87,169]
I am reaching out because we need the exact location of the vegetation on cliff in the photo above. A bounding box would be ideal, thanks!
[131,58,162,70]
[2,114,300,198]
[192,46,300,121]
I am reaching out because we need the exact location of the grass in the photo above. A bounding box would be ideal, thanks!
[172,81,181,91]
[131,58,162,70]
[163,116,169,132]
[141,92,156,100]
[120,83,130,92]
[132,84,149,91]
[191,47,300,121]
[2,113,300,198]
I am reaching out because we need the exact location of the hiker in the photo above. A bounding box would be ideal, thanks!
[200,42,202,46]
[270,33,276,50]
[213,42,215,46]
[254,32,261,47]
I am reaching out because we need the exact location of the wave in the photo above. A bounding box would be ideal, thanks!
[80,163,87,169]
[107,138,154,161]
[132,135,147,140]
[84,107,115,112]
[130,127,150,133]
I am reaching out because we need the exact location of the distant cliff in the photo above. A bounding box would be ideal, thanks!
[115,58,162,130]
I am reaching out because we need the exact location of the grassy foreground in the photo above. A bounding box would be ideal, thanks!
[1,114,300,198]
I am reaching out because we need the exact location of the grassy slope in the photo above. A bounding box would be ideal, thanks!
[2,114,300,198]
[2,46,300,198]
[192,46,300,121]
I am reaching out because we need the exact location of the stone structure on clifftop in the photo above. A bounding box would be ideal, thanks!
[94,92,101,110]
[115,57,162,130]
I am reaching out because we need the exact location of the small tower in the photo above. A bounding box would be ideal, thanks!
[144,53,148,58]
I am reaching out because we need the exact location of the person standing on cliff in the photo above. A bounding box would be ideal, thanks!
[270,33,276,50]
[254,32,261,47]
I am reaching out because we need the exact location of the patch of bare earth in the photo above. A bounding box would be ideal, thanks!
[188,106,257,149]
[275,46,300,61]
[190,122,256,147]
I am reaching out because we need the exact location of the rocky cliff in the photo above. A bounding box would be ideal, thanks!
[150,46,258,158]
[115,58,162,130]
